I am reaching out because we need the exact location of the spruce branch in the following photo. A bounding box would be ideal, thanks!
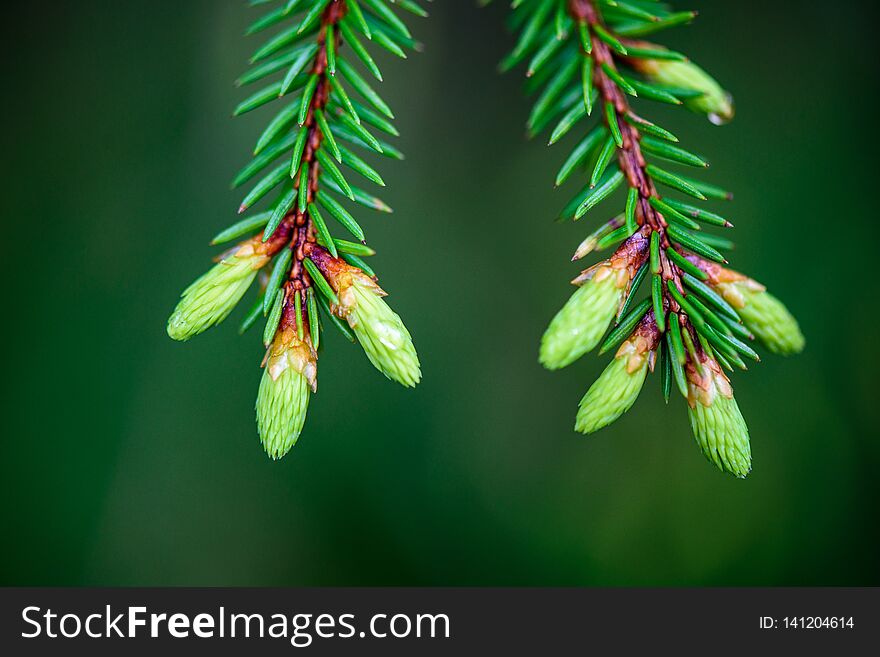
[503,0,804,477]
[167,0,427,460]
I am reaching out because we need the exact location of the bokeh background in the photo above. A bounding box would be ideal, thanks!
[3,0,877,586]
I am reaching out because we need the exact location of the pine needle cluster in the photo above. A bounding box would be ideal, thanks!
[168,0,427,459]
[502,0,804,477]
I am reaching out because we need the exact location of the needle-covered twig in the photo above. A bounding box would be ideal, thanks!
[167,0,427,459]
[501,0,804,477]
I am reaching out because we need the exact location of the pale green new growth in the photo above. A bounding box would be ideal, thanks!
[688,392,751,478]
[167,254,261,341]
[256,366,311,460]
[540,275,621,370]
[642,59,734,125]
[347,281,421,387]
[576,354,648,434]
[729,284,805,356]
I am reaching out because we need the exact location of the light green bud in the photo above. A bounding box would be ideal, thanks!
[256,366,310,460]
[575,335,651,434]
[256,329,317,460]
[167,243,267,341]
[338,276,421,388]
[540,264,626,370]
[717,280,805,355]
[686,361,751,478]
[641,59,734,125]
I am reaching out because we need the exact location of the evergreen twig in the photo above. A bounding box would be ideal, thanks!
[503,0,804,477]
[167,0,427,459]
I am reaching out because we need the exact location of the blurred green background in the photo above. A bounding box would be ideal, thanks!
[3,0,877,586]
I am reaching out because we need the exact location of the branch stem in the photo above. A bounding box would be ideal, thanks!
[569,0,687,322]
[277,0,349,332]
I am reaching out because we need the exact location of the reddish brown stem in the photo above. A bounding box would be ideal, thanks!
[569,0,686,319]
[269,0,349,332]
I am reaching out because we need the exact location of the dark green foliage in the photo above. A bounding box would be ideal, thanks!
[503,0,803,476]
[225,0,424,323]
[168,1,425,460]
